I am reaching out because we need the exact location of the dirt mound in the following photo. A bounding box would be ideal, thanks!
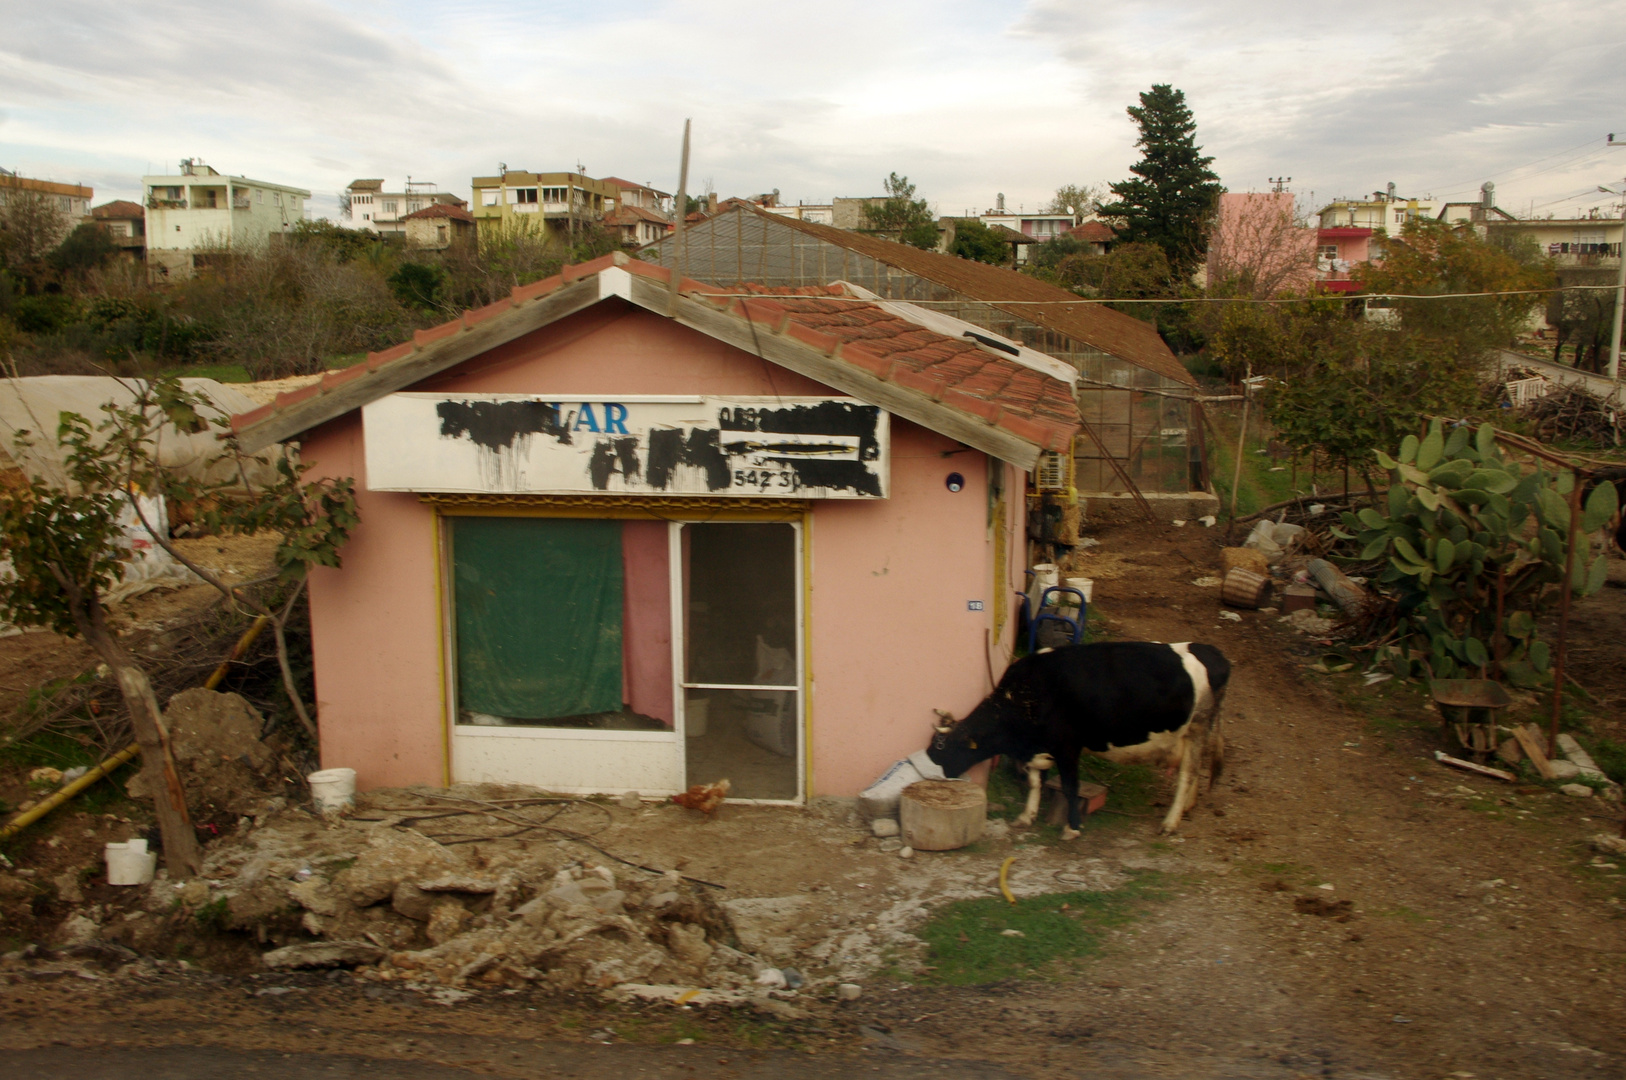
[124,688,295,825]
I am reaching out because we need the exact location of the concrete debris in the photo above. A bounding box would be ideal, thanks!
[1560,784,1594,798]
[1281,609,1336,635]
[870,818,900,838]
[1589,835,1626,857]
[262,941,386,969]
[62,793,804,998]
[838,982,863,1000]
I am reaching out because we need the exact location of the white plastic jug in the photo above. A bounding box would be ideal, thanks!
[105,838,157,886]
[308,767,357,814]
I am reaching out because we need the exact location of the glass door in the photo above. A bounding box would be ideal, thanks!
[676,521,802,802]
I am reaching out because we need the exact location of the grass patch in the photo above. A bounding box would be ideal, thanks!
[982,755,1160,839]
[916,870,1172,985]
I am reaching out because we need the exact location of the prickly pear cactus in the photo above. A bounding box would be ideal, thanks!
[1333,419,1617,685]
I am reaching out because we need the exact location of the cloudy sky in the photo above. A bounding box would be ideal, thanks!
[4,0,1625,223]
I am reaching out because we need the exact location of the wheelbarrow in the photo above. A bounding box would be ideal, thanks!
[1429,679,1512,761]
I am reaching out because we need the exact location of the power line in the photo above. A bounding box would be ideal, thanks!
[705,284,1622,307]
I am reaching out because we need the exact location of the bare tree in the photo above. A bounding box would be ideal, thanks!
[0,189,73,265]
[1205,191,1317,299]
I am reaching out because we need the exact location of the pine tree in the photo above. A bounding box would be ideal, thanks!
[1098,85,1222,278]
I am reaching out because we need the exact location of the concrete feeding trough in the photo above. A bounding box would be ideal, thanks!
[899,779,987,851]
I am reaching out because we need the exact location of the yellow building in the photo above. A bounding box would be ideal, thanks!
[469,170,619,237]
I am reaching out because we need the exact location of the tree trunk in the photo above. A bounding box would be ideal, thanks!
[76,602,202,879]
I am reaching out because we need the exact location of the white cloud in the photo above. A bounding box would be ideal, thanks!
[1,0,1622,221]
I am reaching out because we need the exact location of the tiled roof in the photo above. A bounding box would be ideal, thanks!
[92,200,144,219]
[347,179,385,191]
[607,205,672,226]
[400,203,475,222]
[984,223,1036,243]
[1066,221,1115,243]
[703,206,1193,387]
[229,254,1080,462]
[731,284,1079,446]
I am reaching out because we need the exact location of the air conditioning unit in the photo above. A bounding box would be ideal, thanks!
[1035,449,1073,494]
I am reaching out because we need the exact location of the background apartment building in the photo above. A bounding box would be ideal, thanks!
[143,159,309,277]
[470,169,618,239]
[0,168,93,257]
[345,179,465,234]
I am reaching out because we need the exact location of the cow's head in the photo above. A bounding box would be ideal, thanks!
[924,697,1017,778]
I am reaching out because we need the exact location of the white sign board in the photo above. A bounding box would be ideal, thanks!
[363,394,889,498]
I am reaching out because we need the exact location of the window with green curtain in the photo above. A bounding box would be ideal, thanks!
[452,517,623,720]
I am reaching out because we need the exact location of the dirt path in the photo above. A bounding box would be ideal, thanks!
[2,522,1623,1079]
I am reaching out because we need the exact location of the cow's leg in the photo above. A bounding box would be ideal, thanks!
[1206,687,1229,786]
[1160,730,1201,834]
[1057,747,1083,840]
[1014,752,1054,827]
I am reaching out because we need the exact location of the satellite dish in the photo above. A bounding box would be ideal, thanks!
[1066,205,1076,215]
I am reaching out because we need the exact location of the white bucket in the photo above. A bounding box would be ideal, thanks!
[105,838,157,886]
[307,767,357,814]
[1065,577,1094,603]
[1030,563,1059,597]
[685,698,709,738]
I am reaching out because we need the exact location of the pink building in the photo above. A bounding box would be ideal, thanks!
[1207,192,1316,296]
[230,253,1080,804]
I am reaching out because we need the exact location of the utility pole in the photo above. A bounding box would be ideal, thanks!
[1268,176,1292,194]
[1605,137,1625,389]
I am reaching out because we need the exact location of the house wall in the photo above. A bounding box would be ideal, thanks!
[300,302,1017,797]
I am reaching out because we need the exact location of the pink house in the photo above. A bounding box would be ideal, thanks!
[230,253,1080,804]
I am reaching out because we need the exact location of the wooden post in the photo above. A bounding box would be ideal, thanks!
[1548,478,1584,759]
[1228,367,1252,528]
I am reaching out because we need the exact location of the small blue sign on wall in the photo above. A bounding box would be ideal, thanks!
[966,600,985,611]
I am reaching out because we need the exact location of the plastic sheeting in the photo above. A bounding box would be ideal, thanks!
[0,376,280,492]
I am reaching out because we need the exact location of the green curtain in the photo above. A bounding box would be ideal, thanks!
[453,517,623,719]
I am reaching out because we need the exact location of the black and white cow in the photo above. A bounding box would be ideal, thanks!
[926,641,1231,837]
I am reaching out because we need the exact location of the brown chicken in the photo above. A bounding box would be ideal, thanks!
[672,778,731,815]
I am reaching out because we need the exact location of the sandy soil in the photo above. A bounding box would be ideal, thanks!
[3,521,1625,1079]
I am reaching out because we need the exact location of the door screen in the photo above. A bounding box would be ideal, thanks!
[681,522,800,800]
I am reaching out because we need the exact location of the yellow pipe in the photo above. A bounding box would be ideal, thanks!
[998,856,1017,904]
[0,614,271,843]
[0,743,141,842]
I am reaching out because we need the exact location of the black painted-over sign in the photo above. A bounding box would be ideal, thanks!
[362,394,890,498]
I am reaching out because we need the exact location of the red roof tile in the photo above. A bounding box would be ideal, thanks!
[400,203,474,223]
[699,206,1189,386]
[230,255,1081,460]
[1066,221,1115,243]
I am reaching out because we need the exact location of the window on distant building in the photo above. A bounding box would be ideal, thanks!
[384,200,398,213]
[1317,245,1338,260]
[515,188,538,204]
[481,189,498,206]
[437,226,448,244]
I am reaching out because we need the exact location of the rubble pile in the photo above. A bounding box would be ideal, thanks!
[145,795,777,995]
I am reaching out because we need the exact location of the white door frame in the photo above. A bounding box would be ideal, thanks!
[669,519,805,805]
